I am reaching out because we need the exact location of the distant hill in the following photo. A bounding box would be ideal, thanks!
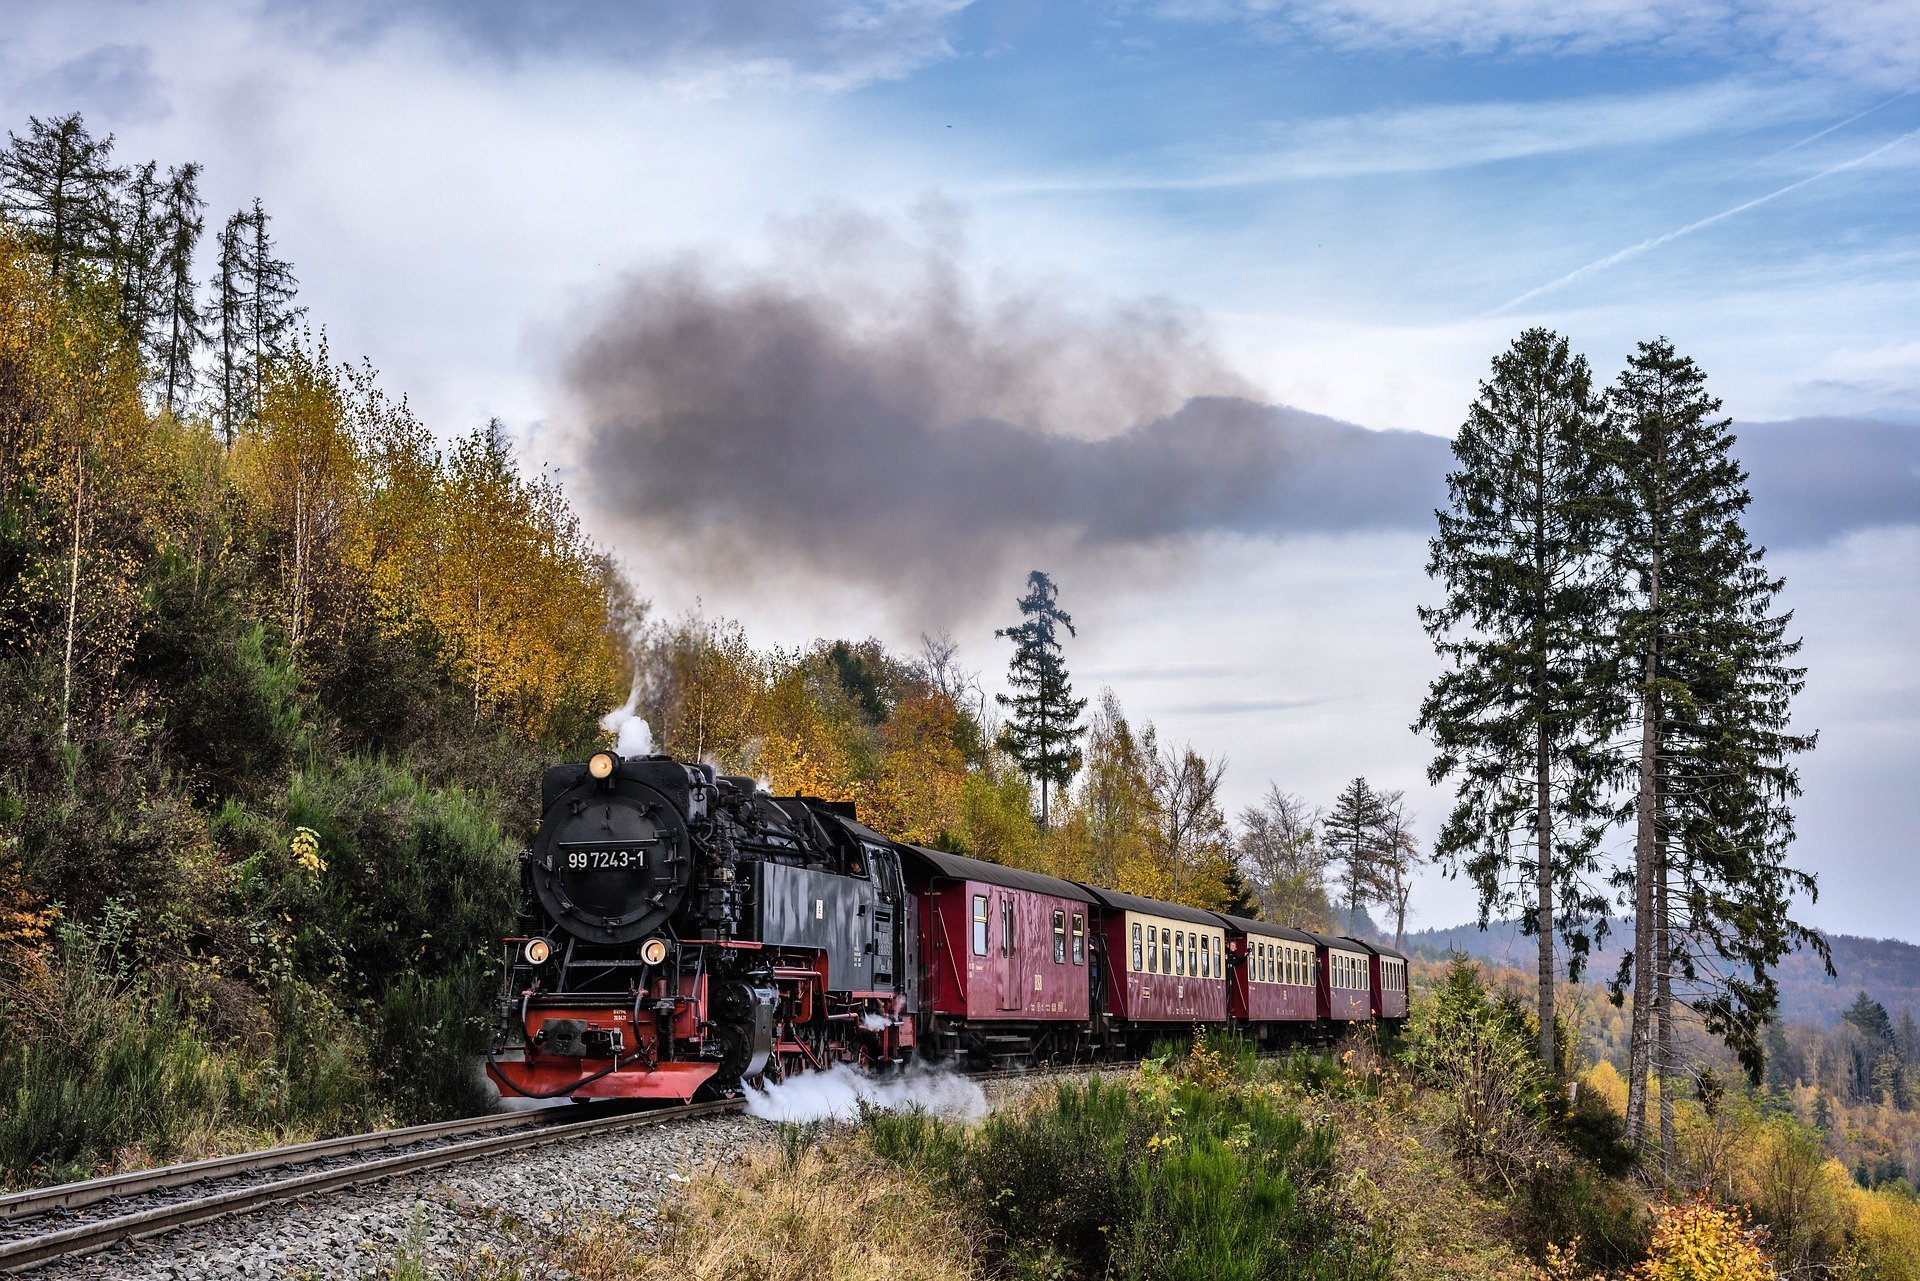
[1401,918,1920,1027]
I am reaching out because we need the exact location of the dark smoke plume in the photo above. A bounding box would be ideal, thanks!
[557,213,1920,616]
[558,212,1450,613]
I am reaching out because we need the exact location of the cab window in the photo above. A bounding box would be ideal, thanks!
[1052,909,1067,964]
[971,895,988,956]
[1072,912,1086,965]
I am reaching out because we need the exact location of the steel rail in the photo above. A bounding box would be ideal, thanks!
[0,1057,1137,1273]
[0,1098,740,1274]
[0,1108,577,1223]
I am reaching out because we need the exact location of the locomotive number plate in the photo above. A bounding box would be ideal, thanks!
[559,842,651,870]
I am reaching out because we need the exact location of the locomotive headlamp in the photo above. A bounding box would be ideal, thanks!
[640,936,669,966]
[588,751,618,781]
[523,937,553,965]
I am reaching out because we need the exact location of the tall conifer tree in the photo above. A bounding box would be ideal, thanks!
[1605,337,1824,1157]
[213,210,251,442]
[1417,327,1618,1078]
[154,163,206,417]
[1322,777,1390,932]
[242,198,301,414]
[0,113,124,287]
[212,198,302,441]
[115,160,165,351]
[995,570,1087,828]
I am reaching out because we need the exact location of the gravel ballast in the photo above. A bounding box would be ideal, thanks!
[27,1111,777,1281]
[25,1070,1083,1280]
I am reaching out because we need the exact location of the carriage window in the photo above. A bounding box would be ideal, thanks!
[971,895,988,956]
[1147,926,1158,973]
[1131,922,1143,971]
[1173,931,1185,976]
[1001,898,1014,957]
[1072,912,1086,965]
[1200,936,1210,978]
[1189,935,1198,979]
[1052,909,1066,964]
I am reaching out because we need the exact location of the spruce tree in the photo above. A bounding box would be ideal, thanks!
[212,210,251,442]
[211,198,303,441]
[0,113,125,287]
[1416,327,1618,1078]
[994,570,1087,828]
[1322,777,1390,931]
[242,198,302,415]
[115,160,165,352]
[154,163,207,417]
[1605,337,1824,1157]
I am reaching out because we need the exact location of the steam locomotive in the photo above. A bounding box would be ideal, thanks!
[485,750,1408,1102]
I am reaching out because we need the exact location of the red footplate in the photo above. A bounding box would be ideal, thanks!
[488,1054,720,1102]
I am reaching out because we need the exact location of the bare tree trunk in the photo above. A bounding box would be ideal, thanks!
[1537,717,1557,1079]
[1657,850,1675,1172]
[1627,644,1659,1149]
[289,472,306,659]
[59,443,85,748]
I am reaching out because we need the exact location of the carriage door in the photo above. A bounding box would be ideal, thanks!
[866,843,900,991]
[997,893,1023,1010]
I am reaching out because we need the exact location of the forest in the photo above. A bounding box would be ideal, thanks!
[9,105,1920,1281]
[0,113,1413,1185]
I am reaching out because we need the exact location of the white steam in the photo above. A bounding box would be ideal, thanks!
[599,686,655,757]
[743,1062,987,1123]
[859,1013,890,1031]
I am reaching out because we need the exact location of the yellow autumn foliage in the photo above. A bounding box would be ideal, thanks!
[1634,1200,1774,1281]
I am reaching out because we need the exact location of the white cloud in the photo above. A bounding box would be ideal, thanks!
[1161,0,1920,86]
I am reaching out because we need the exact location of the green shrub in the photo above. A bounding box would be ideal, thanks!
[284,755,516,1001]
[870,1072,1389,1281]
[373,972,497,1121]
[0,931,220,1182]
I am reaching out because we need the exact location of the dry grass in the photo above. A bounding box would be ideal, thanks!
[443,1134,979,1281]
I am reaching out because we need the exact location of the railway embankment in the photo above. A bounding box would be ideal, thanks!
[364,961,1915,1281]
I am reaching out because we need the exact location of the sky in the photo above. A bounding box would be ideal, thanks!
[2,0,1916,940]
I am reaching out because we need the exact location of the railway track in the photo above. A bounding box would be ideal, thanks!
[0,1058,1116,1274]
[0,1098,741,1274]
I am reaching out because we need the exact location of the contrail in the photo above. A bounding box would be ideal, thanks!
[1737,90,1913,173]
[1494,125,1920,315]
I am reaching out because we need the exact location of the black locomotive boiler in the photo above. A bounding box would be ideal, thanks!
[487,750,916,1101]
